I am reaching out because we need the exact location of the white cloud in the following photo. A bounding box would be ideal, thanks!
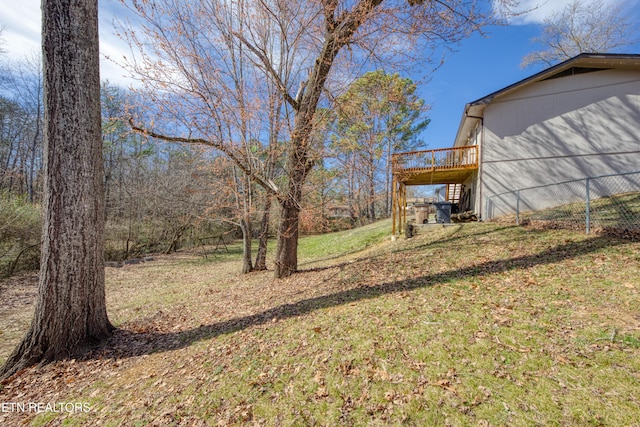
[497,0,621,25]
[1,0,135,87]
[1,0,41,55]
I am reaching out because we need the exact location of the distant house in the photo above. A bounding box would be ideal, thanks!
[327,204,351,219]
[392,53,640,232]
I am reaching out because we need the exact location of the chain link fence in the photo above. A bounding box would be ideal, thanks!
[485,171,640,237]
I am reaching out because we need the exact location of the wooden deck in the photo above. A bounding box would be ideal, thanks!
[391,145,478,235]
[392,145,478,185]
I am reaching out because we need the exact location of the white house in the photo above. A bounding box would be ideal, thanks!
[453,53,640,219]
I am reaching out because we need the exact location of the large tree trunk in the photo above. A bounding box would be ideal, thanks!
[1,0,113,380]
[273,43,338,278]
[254,196,272,271]
[275,149,306,278]
[274,123,312,278]
[274,198,300,278]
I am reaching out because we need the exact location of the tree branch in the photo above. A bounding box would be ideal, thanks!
[128,118,282,198]
[322,0,338,32]
[231,30,299,111]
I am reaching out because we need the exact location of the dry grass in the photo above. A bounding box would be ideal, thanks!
[1,220,639,426]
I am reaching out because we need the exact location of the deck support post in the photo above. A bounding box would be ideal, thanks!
[402,183,407,233]
[392,176,397,236]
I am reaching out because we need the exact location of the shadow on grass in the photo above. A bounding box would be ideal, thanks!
[91,234,630,361]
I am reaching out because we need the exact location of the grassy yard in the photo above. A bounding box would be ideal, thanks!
[1,220,639,426]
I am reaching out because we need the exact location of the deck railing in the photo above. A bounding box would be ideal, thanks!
[392,145,478,172]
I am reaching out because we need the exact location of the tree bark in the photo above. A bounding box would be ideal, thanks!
[368,165,376,222]
[274,97,315,278]
[254,196,271,271]
[240,216,254,274]
[275,198,300,278]
[1,0,113,380]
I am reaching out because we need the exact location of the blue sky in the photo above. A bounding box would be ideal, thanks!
[420,0,640,149]
[2,0,639,150]
[420,24,542,149]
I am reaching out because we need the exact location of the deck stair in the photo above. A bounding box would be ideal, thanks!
[446,183,462,205]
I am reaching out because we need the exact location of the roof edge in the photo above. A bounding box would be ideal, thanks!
[468,53,640,107]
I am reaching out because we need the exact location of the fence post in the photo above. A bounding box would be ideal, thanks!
[516,190,520,225]
[585,178,591,234]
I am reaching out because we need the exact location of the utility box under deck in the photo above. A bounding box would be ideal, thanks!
[434,202,452,223]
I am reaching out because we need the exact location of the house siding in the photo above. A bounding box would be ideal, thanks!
[479,68,640,217]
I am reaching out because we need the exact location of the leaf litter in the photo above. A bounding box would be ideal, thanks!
[0,221,639,426]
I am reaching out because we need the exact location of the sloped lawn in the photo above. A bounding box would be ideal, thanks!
[1,220,639,426]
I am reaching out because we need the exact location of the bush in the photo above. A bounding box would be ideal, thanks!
[0,192,42,277]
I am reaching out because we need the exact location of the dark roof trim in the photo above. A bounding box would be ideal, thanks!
[468,53,640,107]
[540,66,610,81]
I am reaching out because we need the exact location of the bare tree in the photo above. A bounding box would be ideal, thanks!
[0,57,44,200]
[121,0,514,278]
[1,0,113,379]
[4,56,44,202]
[522,0,636,68]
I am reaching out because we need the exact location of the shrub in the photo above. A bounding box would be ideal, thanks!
[0,192,42,277]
